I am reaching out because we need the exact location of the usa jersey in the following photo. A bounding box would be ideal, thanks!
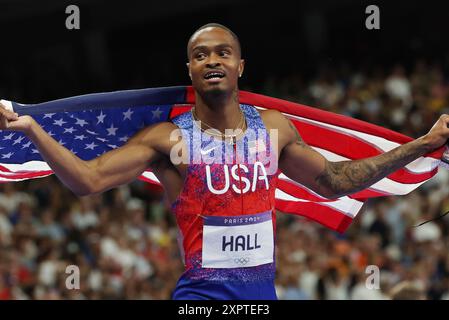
[171,104,279,300]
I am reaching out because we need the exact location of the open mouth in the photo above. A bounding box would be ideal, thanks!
[203,70,226,82]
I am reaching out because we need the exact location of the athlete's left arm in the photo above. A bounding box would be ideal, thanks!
[264,110,449,200]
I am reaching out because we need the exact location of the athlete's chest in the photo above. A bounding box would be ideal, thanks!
[187,161,272,195]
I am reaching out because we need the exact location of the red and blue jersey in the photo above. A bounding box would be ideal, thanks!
[171,104,280,299]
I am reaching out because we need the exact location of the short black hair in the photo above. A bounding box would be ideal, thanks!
[187,23,241,60]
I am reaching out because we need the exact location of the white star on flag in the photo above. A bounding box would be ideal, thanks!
[53,118,67,126]
[75,135,86,140]
[64,127,76,134]
[106,124,118,136]
[43,113,56,119]
[75,118,89,127]
[85,142,98,150]
[151,107,163,119]
[97,111,106,124]
[119,135,129,142]
[48,131,55,137]
[123,108,134,120]
[22,141,32,149]
[13,136,25,145]
[96,137,108,143]
[31,149,39,154]
[1,152,13,159]
[3,132,15,140]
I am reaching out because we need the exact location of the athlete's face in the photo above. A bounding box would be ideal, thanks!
[187,27,244,96]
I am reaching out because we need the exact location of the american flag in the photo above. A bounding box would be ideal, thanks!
[0,86,446,232]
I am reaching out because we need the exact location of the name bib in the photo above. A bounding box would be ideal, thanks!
[202,211,274,268]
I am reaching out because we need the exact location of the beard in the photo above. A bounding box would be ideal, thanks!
[193,77,239,106]
[196,83,230,103]
[203,86,226,98]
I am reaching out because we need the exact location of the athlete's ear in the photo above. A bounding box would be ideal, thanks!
[186,62,192,79]
[238,59,245,78]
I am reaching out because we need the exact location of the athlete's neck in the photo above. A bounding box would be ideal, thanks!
[194,89,241,133]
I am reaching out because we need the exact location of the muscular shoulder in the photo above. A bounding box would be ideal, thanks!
[259,109,286,130]
[258,109,295,147]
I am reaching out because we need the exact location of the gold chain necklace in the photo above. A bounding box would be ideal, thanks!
[191,107,246,145]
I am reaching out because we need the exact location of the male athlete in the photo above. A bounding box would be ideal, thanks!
[1,23,449,300]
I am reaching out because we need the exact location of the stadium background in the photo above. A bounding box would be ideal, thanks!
[1,0,449,299]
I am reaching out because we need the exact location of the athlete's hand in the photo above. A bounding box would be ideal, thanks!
[422,114,449,151]
[0,102,34,133]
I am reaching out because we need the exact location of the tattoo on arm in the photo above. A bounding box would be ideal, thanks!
[314,138,429,198]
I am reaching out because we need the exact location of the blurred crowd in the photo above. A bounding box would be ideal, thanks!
[0,178,183,299]
[1,59,449,299]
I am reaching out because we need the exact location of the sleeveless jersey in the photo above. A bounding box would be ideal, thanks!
[170,104,279,300]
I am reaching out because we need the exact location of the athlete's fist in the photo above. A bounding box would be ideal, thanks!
[0,102,33,132]
[422,114,449,151]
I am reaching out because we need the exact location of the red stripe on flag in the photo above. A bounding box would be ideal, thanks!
[387,167,438,184]
[294,119,385,158]
[348,188,390,200]
[275,199,356,233]
[138,174,162,186]
[0,170,53,180]
[169,105,192,119]
[277,179,333,202]
[186,86,195,104]
[0,164,14,172]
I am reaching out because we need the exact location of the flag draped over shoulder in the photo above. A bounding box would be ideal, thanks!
[0,86,446,233]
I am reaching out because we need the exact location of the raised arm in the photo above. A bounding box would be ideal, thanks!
[0,103,175,196]
[265,110,449,199]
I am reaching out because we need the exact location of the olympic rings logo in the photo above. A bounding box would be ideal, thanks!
[234,257,250,265]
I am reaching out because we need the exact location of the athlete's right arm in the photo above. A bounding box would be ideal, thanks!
[0,103,171,196]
